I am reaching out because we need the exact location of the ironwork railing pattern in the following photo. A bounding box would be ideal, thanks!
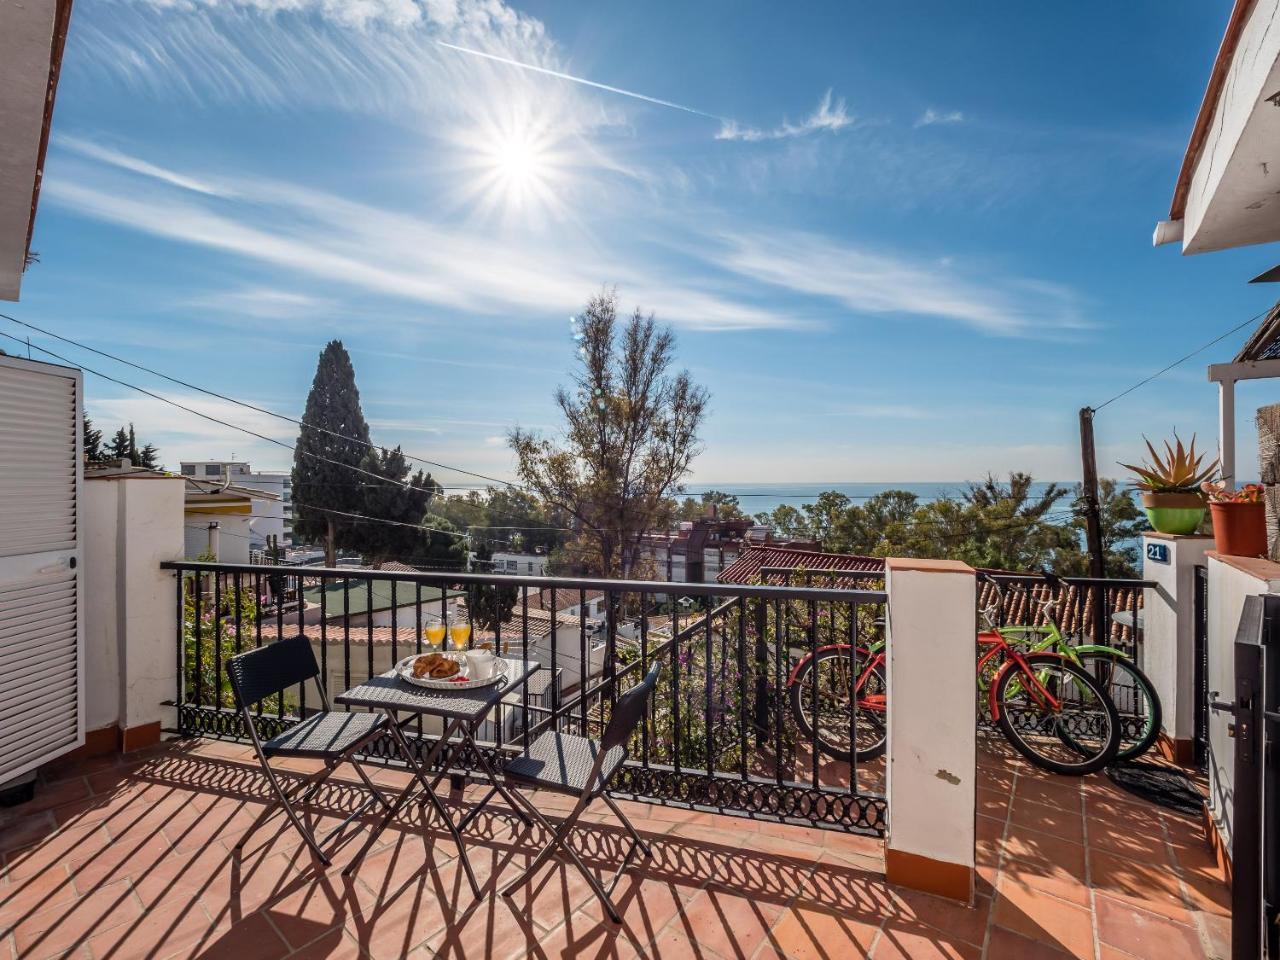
[162,561,888,835]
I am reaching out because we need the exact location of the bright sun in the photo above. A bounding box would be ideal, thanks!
[492,133,542,186]
[454,110,567,222]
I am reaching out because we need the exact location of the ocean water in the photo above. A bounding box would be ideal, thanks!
[686,481,1075,519]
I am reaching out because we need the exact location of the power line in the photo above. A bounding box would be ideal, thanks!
[183,478,557,541]
[3,329,569,542]
[7,314,1063,528]
[184,523,254,542]
[8,318,1092,548]
[1,315,577,536]
[0,313,525,491]
[1092,305,1271,412]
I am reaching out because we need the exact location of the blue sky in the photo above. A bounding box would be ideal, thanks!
[11,0,1275,485]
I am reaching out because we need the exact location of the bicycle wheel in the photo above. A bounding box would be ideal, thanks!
[790,647,887,762]
[993,653,1120,776]
[1068,653,1161,762]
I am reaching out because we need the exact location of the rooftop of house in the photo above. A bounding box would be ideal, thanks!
[493,605,585,641]
[718,545,885,587]
[84,462,173,481]
[1233,298,1280,361]
[185,481,283,506]
[524,588,604,616]
[302,578,463,619]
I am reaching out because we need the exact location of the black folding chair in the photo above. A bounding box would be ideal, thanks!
[226,635,392,865]
[500,664,661,923]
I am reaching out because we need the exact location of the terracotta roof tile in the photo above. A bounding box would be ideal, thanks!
[718,546,884,588]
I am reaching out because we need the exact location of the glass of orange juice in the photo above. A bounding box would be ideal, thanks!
[423,618,446,651]
[448,621,471,650]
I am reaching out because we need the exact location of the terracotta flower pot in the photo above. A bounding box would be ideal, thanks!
[1141,492,1205,535]
[1209,500,1268,557]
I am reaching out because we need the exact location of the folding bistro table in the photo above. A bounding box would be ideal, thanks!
[335,659,540,894]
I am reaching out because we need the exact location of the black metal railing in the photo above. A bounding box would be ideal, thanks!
[976,570,1156,740]
[977,571,1152,657]
[162,561,888,835]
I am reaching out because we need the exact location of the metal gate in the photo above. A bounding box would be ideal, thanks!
[1216,593,1280,959]
[1194,564,1210,771]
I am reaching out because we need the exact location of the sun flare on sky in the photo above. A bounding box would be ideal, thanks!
[457,110,567,223]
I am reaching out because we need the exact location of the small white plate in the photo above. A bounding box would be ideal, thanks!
[394,653,508,690]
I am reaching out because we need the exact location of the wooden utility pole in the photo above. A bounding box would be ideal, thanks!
[1079,407,1106,579]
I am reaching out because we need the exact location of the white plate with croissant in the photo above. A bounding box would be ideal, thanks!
[394,652,508,690]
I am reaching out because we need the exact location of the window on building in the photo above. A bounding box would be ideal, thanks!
[180,465,195,476]
[205,464,221,476]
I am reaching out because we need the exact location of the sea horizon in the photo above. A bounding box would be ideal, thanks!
[681,481,1077,518]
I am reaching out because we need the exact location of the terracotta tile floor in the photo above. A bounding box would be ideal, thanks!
[0,737,1228,959]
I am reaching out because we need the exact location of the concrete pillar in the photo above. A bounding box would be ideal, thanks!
[884,557,976,903]
[84,473,185,753]
[1218,378,1236,489]
[1141,533,1213,764]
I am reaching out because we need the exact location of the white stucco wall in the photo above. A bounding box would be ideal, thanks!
[1141,534,1213,745]
[83,474,185,738]
[885,559,976,892]
[83,480,122,734]
[183,512,252,564]
[1205,554,1280,850]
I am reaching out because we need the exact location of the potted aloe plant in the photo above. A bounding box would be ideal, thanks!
[1120,433,1218,535]
[1201,480,1268,557]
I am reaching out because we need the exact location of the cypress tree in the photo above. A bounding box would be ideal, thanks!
[82,415,104,463]
[106,427,131,462]
[356,446,437,567]
[291,341,371,565]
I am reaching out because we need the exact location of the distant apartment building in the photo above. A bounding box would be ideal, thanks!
[179,461,293,550]
[634,509,820,584]
[489,550,550,577]
[183,477,280,565]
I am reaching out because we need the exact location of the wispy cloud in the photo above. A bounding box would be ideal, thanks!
[89,389,293,467]
[711,229,1086,337]
[716,90,853,142]
[46,141,803,331]
[183,286,332,319]
[48,135,1087,338]
[57,134,229,196]
[367,419,443,435]
[915,108,966,128]
[73,0,602,129]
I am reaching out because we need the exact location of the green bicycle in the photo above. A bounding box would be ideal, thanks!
[979,574,1160,763]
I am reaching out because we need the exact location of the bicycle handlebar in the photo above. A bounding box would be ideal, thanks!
[979,571,1061,629]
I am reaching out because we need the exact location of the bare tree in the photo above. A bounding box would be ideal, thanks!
[509,291,709,577]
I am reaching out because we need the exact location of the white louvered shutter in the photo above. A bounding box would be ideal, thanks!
[0,356,84,784]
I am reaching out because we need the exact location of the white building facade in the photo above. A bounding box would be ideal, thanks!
[180,461,293,550]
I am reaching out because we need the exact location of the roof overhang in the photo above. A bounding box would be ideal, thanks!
[1156,0,1280,255]
[0,0,72,301]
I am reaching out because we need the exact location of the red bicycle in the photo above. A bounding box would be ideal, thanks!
[790,623,1121,775]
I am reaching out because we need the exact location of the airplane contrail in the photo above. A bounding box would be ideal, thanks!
[434,40,728,123]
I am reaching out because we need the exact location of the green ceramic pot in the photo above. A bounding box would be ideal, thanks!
[1142,492,1206,535]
